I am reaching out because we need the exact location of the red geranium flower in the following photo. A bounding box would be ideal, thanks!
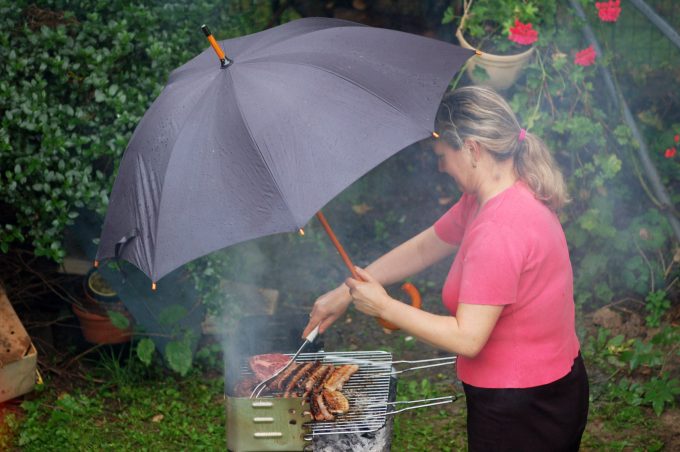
[674,134,679,143]
[574,45,597,66]
[665,147,677,158]
[508,20,538,46]
[596,0,622,23]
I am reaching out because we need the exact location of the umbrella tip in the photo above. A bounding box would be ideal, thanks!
[432,131,440,139]
[202,24,232,68]
[152,282,157,291]
[299,228,305,236]
[93,260,99,268]
[475,49,483,56]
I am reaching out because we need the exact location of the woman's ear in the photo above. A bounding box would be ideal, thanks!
[464,140,481,167]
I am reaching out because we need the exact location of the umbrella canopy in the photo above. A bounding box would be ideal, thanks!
[96,17,474,283]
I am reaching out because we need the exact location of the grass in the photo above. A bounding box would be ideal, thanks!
[582,402,666,451]
[3,338,676,451]
[392,377,467,451]
[8,354,226,452]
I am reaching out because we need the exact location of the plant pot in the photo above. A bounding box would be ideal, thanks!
[72,304,132,344]
[456,28,534,90]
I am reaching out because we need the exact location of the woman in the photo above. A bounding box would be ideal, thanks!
[302,86,588,451]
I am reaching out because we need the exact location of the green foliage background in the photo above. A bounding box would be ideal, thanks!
[0,0,678,393]
[0,0,272,260]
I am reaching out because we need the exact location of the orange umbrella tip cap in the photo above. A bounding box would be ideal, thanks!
[298,228,305,236]
[152,282,157,291]
[432,131,440,138]
[475,49,483,56]
[93,260,99,268]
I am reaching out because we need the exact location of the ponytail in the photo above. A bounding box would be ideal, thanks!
[514,132,569,210]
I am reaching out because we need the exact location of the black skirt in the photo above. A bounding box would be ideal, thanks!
[463,353,589,452]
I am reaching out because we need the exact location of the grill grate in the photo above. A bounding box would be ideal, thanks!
[297,351,392,436]
[240,350,394,436]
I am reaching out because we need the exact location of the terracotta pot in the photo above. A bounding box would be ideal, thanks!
[82,268,127,316]
[72,304,132,344]
[456,28,534,90]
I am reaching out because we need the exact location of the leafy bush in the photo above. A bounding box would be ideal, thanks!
[0,0,272,260]
[503,6,679,308]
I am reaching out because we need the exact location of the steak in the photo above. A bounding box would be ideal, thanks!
[248,353,290,381]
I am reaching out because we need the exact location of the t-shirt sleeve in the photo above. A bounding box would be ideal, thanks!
[458,222,524,305]
[433,193,475,246]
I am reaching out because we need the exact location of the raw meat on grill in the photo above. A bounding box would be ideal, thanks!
[323,364,359,392]
[248,353,291,381]
[244,356,360,422]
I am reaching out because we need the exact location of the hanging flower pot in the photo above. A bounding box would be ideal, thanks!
[455,28,535,90]
[447,0,552,90]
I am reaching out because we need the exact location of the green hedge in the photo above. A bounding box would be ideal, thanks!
[0,0,272,260]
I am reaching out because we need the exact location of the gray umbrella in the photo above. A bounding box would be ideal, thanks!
[95,17,474,285]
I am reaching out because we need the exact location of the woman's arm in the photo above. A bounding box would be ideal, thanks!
[379,301,502,358]
[365,226,458,286]
[346,267,502,358]
[302,227,457,336]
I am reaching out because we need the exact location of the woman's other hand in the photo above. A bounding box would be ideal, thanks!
[345,267,393,318]
[302,284,352,337]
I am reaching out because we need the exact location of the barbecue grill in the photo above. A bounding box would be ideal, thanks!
[225,315,458,452]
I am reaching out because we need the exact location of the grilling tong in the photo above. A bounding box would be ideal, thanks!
[250,325,321,398]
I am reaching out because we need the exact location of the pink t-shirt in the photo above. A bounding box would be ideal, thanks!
[434,181,580,388]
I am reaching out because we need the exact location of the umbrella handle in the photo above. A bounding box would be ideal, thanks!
[314,211,422,332]
[378,282,422,331]
[315,211,361,280]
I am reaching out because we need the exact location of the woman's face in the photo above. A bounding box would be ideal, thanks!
[433,140,474,191]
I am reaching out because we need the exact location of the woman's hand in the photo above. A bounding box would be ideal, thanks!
[345,267,394,318]
[302,284,352,337]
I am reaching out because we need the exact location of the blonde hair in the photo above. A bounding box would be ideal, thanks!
[436,86,569,210]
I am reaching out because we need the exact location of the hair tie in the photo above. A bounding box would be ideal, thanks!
[518,128,527,142]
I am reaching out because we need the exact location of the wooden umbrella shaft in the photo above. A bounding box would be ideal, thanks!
[315,211,361,280]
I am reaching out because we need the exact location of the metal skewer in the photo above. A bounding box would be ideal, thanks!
[356,395,458,414]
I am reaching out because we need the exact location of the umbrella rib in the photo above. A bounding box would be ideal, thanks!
[239,58,424,131]
[148,72,227,280]
[226,71,300,229]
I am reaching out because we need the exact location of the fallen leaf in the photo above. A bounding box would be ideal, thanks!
[151,414,164,423]
[352,203,373,215]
